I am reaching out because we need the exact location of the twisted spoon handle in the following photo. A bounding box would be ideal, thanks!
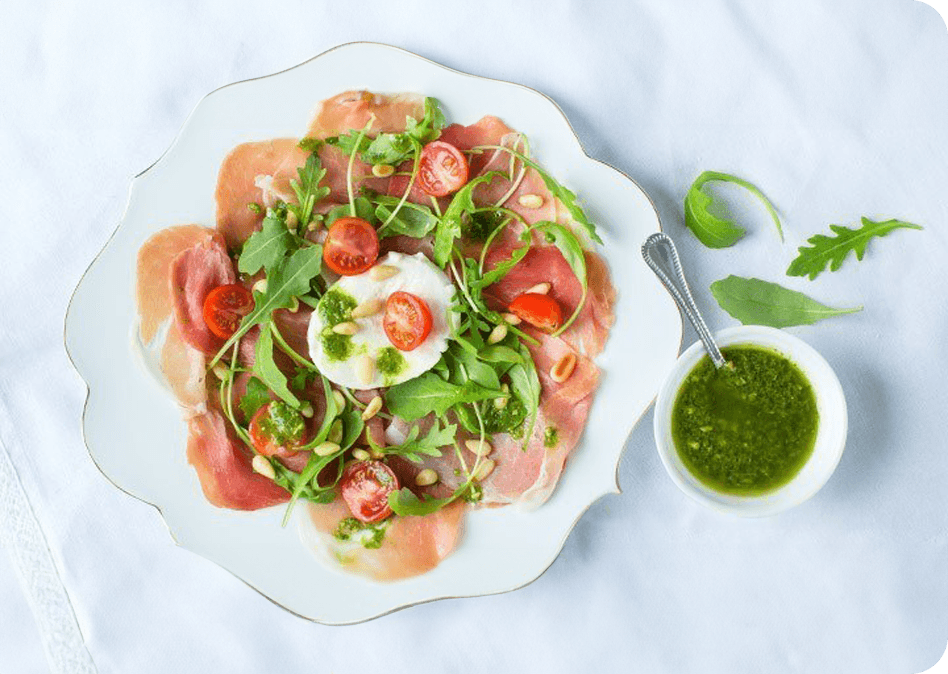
[641,232,726,368]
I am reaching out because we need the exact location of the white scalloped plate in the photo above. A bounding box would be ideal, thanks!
[64,42,682,624]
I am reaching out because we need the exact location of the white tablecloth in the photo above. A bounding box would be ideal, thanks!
[2,1,947,672]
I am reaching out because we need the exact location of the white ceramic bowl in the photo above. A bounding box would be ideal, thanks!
[653,325,847,517]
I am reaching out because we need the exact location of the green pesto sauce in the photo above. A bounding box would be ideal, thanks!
[322,332,354,362]
[333,517,387,549]
[376,346,407,380]
[482,395,527,436]
[543,425,559,448]
[671,345,819,496]
[318,288,357,326]
[259,401,305,445]
[318,288,358,362]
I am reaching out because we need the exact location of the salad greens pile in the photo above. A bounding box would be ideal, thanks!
[682,171,922,327]
[206,97,598,522]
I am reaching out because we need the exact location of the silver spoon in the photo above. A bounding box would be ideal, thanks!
[641,232,727,368]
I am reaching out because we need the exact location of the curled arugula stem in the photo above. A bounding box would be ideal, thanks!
[377,140,422,235]
[347,118,374,217]
[339,386,366,410]
[492,134,530,207]
[430,196,442,218]
[270,321,317,371]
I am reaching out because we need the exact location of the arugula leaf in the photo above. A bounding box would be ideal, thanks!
[238,214,293,276]
[374,200,438,238]
[476,146,602,244]
[474,241,530,288]
[338,408,365,451]
[384,373,502,420]
[210,245,323,367]
[434,172,505,267]
[684,171,782,248]
[404,97,446,144]
[253,324,299,407]
[325,197,375,227]
[710,275,862,327]
[507,340,541,442]
[532,222,588,335]
[388,488,456,517]
[378,422,456,463]
[445,344,501,390]
[287,151,331,228]
[238,376,270,419]
[478,344,523,364]
[786,217,923,280]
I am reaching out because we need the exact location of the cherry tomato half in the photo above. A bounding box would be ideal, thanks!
[508,292,564,332]
[383,291,433,351]
[248,402,308,458]
[203,284,254,340]
[340,460,399,523]
[417,141,469,197]
[323,217,380,276]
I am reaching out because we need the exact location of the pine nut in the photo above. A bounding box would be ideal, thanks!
[550,352,577,384]
[488,323,508,344]
[525,282,551,295]
[252,278,268,294]
[211,364,229,380]
[369,264,399,281]
[315,441,341,457]
[473,459,496,481]
[361,395,383,421]
[351,297,384,319]
[517,194,544,209]
[300,401,314,418]
[415,469,439,486]
[307,220,319,232]
[328,419,343,444]
[332,389,346,411]
[332,321,360,335]
[355,354,375,386]
[352,448,371,461]
[372,164,395,178]
[494,384,509,410]
[502,312,522,325]
[285,210,299,231]
[252,455,276,480]
[465,439,493,457]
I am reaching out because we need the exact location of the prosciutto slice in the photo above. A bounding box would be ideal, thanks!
[298,455,463,581]
[215,139,309,249]
[169,236,235,355]
[308,91,424,139]
[186,410,289,510]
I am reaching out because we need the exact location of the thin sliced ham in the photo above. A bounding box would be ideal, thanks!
[215,139,309,249]
[160,320,207,411]
[298,454,464,581]
[308,91,424,139]
[186,410,289,510]
[169,237,235,355]
[137,225,222,344]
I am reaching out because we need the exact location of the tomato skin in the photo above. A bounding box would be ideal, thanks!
[417,141,469,197]
[508,293,564,332]
[340,460,399,523]
[203,284,254,340]
[248,403,307,458]
[323,217,380,276]
[383,291,433,351]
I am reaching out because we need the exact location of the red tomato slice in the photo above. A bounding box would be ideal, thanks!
[203,284,254,340]
[323,217,380,276]
[248,402,308,458]
[417,141,469,197]
[340,460,399,523]
[383,291,433,351]
[508,293,564,332]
